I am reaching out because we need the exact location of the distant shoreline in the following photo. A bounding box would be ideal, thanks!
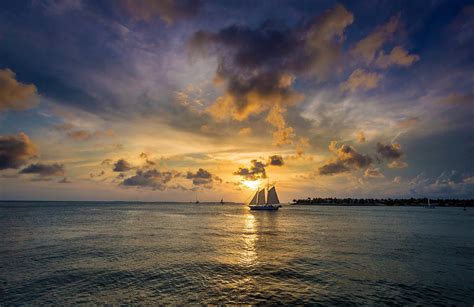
[291,203,471,207]
[291,198,473,207]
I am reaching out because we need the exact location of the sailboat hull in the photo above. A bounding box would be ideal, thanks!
[249,204,281,211]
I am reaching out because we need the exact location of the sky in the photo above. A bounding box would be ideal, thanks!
[0,0,473,202]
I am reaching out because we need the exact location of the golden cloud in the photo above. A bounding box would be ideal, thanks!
[351,14,400,64]
[0,68,38,113]
[341,69,381,92]
[375,46,420,68]
[121,0,202,24]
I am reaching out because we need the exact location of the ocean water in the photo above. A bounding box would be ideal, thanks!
[0,202,473,305]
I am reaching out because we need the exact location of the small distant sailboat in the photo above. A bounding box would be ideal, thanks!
[195,192,200,204]
[425,198,435,208]
[248,185,282,211]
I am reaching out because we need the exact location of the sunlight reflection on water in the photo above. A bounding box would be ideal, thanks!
[241,212,257,266]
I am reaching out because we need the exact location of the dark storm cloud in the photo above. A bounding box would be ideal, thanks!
[190,4,353,78]
[268,155,284,166]
[319,141,372,175]
[122,0,202,23]
[113,159,133,172]
[234,159,267,181]
[121,169,174,190]
[189,4,354,121]
[20,163,64,177]
[0,132,37,170]
[376,142,403,160]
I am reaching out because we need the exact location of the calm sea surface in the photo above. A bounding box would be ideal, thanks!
[0,202,473,305]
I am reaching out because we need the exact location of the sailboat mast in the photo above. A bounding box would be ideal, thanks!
[266,177,269,204]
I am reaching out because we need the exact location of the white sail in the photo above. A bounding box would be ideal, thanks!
[257,189,266,205]
[249,191,258,205]
[267,186,280,204]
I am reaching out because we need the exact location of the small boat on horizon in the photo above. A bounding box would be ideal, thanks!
[425,199,436,208]
[248,185,282,211]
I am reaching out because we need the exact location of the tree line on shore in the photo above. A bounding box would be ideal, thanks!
[292,197,473,207]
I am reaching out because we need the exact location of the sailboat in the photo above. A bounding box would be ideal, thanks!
[195,191,200,204]
[425,198,435,208]
[248,185,282,211]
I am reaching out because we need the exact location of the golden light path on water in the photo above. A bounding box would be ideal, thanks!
[241,213,258,266]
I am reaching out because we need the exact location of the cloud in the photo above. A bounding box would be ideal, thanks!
[121,169,174,190]
[101,159,113,166]
[113,159,133,172]
[356,131,366,143]
[190,4,353,80]
[0,68,38,113]
[376,142,408,168]
[351,14,400,64]
[238,127,252,136]
[206,71,304,122]
[234,159,267,181]
[295,137,310,156]
[319,162,350,175]
[121,0,202,24]
[364,167,384,178]
[186,168,219,188]
[375,46,420,68]
[376,142,403,160]
[54,123,115,141]
[329,141,372,168]
[341,69,381,92]
[90,170,105,178]
[266,104,296,146]
[139,152,156,166]
[0,132,38,170]
[449,4,474,45]
[190,4,353,136]
[268,155,284,166]
[409,171,474,197]
[387,160,408,169]
[319,141,372,175]
[20,163,64,177]
[396,117,420,129]
[437,93,474,104]
[35,0,83,15]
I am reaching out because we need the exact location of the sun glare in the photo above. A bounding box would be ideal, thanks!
[242,180,261,190]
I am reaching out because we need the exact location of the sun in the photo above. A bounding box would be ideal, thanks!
[242,180,261,190]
